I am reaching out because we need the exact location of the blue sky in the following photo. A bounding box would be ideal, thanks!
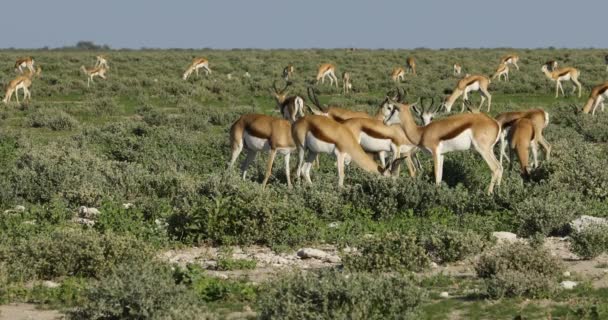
[2,0,606,49]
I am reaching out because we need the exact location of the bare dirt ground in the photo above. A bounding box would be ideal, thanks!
[0,303,63,320]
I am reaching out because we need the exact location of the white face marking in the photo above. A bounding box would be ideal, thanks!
[305,132,337,154]
[243,131,270,151]
[437,129,473,154]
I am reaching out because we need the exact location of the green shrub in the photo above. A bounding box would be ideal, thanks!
[26,108,79,131]
[343,233,430,272]
[475,242,564,299]
[513,192,584,237]
[257,270,426,320]
[216,258,257,271]
[570,225,608,259]
[418,227,490,263]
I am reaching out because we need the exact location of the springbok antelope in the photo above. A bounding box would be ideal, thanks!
[582,81,608,115]
[443,75,492,112]
[14,57,35,74]
[228,114,298,189]
[270,81,305,123]
[306,88,373,122]
[81,65,107,87]
[316,63,338,87]
[541,65,582,98]
[293,115,393,187]
[545,60,558,72]
[500,54,520,70]
[453,63,462,75]
[342,72,352,94]
[492,63,509,81]
[391,67,406,82]
[283,65,294,81]
[3,67,41,104]
[495,108,551,167]
[382,89,503,194]
[504,118,537,178]
[182,57,211,80]
[95,55,109,69]
[406,57,416,75]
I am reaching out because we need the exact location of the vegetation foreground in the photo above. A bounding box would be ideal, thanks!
[1,48,608,319]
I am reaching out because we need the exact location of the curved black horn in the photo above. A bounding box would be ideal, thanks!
[272,81,279,93]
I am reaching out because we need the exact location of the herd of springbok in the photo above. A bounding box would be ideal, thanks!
[2,52,608,194]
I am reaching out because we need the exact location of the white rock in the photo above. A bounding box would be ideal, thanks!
[570,215,608,233]
[78,206,100,219]
[560,281,578,290]
[492,232,518,243]
[430,262,439,269]
[328,222,340,228]
[297,248,341,263]
[122,203,135,209]
[439,291,449,298]
[42,280,60,288]
[15,205,26,212]
[72,217,95,226]
[563,271,571,277]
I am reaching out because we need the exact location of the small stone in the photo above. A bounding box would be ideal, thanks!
[297,248,341,263]
[78,206,100,219]
[42,280,60,288]
[570,215,608,233]
[563,271,571,277]
[122,203,135,209]
[328,222,340,228]
[439,291,449,298]
[560,281,578,290]
[15,205,26,212]
[430,262,439,268]
[492,232,518,243]
[72,217,95,226]
[22,220,36,225]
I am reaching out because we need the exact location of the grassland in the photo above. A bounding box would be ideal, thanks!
[1,48,608,319]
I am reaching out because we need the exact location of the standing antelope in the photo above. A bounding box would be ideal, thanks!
[342,72,352,94]
[81,65,107,87]
[306,89,373,122]
[495,109,551,167]
[283,64,294,81]
[316,63,338,87]
[182,57,211,80]
[3,67,41,104]
[492,63,509,81]
[500,54,520,70]
[406,57,416,76]
[391,67,406,82]
[582,81,608,115]
[270,81,305,123]
[95,55,109,69]
[541,65,582,98]
[443,75,492,112]
[545,60,558,72]
[504,118,537,178]
[453,63,462,75]
[14,57,35,74]
[382,89,503,194]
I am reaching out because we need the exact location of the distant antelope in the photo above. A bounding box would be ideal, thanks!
[3,67,41,104]
[81,65,107,87]
[406,57,416,76]
[453,63,462,75]
[182,57,211,80]
[582,81,608,115]
[544,60,558,72]
[342,72,352,94]
[443,75,492,112]
[541,65,582,98]
[500,54,520,70]
[95,55,109,69]
[14,57,35,74]
[391,67,406,82]
[282,64,294,81]
[492,63,509,81]
[316,63,338,87]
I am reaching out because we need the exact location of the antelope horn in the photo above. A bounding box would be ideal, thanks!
[272,80,279,93]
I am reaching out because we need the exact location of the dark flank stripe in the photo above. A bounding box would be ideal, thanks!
[438,122,472,140]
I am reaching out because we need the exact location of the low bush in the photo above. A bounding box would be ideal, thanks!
[475,242,564,299]
[26,108,79,131]
[257,270,426,320]
[569,225,608,259]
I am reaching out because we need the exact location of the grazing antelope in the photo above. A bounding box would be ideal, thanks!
[406,57,416,75]
[228,114,298,189]
[81,65,107,87]
[306,89,373,122]
[342,72,352,94]
[283,64,294,81]
[582,81,608,115]
[443,75,492,112]
[500,54,520,70]
[270,81,305,123]
[293,115,393,187]
[492,63,509,82]
[495,108,551,167]
[453,63,462,75]
[504,118,537,178]
[382,89,503,194]
[541,65,582,98]
[316,63,338,87]
[3,67,41,104]
[95,55,109,69]
[391,67,406,82]
[182,57,211,80]
[14,57,35,74]
[544,60,558,72]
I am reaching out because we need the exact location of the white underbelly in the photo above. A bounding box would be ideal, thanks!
[244,131,270,151]
[466,83,480,92]
[359,132,392,153]
[305,132,337,154]
[438,129,473,154]
[559,74,571,81]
